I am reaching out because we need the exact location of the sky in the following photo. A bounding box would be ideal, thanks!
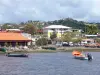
[0,0,100,23]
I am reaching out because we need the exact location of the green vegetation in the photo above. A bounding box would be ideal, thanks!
[61,32,80,42]
[50,32,57,44]
[85,24,98,34]
[50,32,57,40]
[36,38,48,46]
[22,24,37,35]
[61,32,73,43]
[57,47,100,52]
[9,49,56,53]
[71,38,82,44]
[47,18,85,30]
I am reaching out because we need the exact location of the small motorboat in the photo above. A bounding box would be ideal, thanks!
[6,53,28,57]
[72,50,89,60]
[74,55,88,60]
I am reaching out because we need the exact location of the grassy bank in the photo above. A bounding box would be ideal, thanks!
[0,47,100,54]
[6,49,56,53]
[57,47,100,52]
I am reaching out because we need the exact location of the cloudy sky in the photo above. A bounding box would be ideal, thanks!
[0,0,100,23]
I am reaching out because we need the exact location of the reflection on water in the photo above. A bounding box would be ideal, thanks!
[0,52,100,75]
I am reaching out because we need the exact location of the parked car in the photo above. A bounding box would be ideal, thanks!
[62,42,70,47]
[56,42,62,47]
[62,43,70,47]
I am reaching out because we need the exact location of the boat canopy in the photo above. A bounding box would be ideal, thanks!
[72,50,84,56]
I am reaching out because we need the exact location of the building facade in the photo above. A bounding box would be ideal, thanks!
[43,25,72,39]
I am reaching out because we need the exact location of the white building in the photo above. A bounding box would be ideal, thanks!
[43,25,72,38]
[21,33,42,45]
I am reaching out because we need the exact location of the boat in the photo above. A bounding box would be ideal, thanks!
[72,50,88,60]
[6,53,28,57]
[74,55,88,60]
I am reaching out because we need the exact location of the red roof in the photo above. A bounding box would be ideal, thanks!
[0,32,31,42]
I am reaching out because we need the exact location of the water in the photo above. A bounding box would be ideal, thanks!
[0,52,100,75]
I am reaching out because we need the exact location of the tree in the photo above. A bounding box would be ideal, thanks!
[85,24,98,35]
[36,38,48,46]
[61,32,74,43]
[2,24,13,29]
[50,32,57,40]
[50,32,57,44]
[71,38,82,46]
[47,18,85,30]
[23,24,37,35]
[61,32,81,44]
[71,39,79,43]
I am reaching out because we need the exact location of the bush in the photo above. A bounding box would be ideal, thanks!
[36,38,48,46]
[42,47,56,50]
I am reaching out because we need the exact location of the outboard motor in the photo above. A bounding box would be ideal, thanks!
[87,53,92,61]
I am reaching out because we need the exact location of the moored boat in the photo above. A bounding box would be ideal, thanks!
[6,53,28,57]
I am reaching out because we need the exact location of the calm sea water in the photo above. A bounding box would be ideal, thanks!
[0,52,100,75]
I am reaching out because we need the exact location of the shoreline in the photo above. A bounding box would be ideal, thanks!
[7,47,100,53]
[57,47,100,52]
[0,47,100,54]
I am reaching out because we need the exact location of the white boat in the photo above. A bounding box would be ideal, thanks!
[74,56,88,60]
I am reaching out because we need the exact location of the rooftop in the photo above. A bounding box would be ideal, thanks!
[44,25,71,29]
[0,32,31,41]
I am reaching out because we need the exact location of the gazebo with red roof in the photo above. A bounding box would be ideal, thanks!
[0,32,31,47]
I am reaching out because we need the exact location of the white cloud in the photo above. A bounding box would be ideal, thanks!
[0,0,100,23]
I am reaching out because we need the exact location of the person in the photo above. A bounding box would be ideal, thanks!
[87,53,92,61]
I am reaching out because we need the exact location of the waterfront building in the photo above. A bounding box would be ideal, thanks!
[0,32,31,47]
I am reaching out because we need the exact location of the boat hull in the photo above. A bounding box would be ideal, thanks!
[74,56,88,60]
[7,54,28,57]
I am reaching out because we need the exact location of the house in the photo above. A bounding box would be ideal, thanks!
[43,25,72,39]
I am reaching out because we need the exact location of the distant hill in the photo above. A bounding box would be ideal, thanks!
[46,18,85,30]
[1,18,100,32]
